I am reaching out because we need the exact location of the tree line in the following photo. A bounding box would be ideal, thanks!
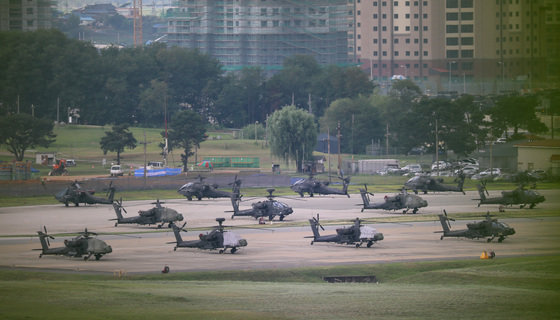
[1,29,554,170]
[0,29,373,128]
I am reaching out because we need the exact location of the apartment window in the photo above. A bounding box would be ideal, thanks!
[382,1,387,6]
[447,49,459,58]
[461,49,473,58]
[461,37,473,45]
[382,13,387,19]
[382,26,387,31]
[462,62,473,70]
[414,26,418,31]
[382,38,387,44]
[373,14,378,19]
[446,25,459,33]
[273,20,279,27]
[405,13,410,18]
[394,1,398,5]
[383,51,387,56]
[423,1,427,5]
[357,10,361,15]
[373,26,378,31]
[423,51,428,56]
[394,14,398,19]
[373,39,378,43]
[414,51,419,56]
[423,26,428,31]
[394,26,399,31]
[461,0,473,7]
[395,51,399,56]
[406,51,410,56]
[423,38,428,43]
[26,8,33,14]
[414,13,419,19]
[414,38,419,43]
[446,0,458,8]
[461,24,473,32]
[374,51,378,56]
[394,38,399,43]
[423,13,427,18]
[447,13,459,21]
[261,20,267,27]
[261,8,267,15]
[461,12,473,20]
[373,1,377,6]
[405,1,410,5]
[405,26,410,31]
[358,46,361,51]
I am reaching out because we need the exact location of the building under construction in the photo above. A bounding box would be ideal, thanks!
[165,0,350,71]
[0,0,55,31]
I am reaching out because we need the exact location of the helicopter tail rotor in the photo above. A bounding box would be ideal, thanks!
[312,214,324,231]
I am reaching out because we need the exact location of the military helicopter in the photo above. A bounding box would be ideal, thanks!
[55,180,116,207]
[307,215,384,248]
[34,226,113,260]
[229,188,293,221]
[290,172,351,198]
[359,185,428,214]
[177,175,242,201]
[403,172,465,195]
[170,218,248,254]
[436,210,515,242]
[475,183,546,209]
[110,198,184,228]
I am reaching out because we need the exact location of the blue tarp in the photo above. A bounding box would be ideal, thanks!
[134,168,182,177]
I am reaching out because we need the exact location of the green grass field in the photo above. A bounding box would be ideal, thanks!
[1,255,559,319]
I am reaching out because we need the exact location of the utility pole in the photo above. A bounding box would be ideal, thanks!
[337,121,342,176]
[327,126,331,183]
[435,118,439,176]
[385,123,390,156]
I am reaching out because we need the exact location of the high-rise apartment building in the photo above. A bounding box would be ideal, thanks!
[0,0,55,31]
[165,0,349,71]
[351,0,557,94]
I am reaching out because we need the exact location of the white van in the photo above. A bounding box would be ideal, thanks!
[110,164,124,176]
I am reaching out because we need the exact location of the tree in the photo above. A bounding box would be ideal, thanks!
[165,110,207,171]
[489,94,547,139]
[99,124,137,164]
[0,113,56,161]
[268,105,317,172]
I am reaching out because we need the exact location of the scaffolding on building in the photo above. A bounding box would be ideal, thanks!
[164,0,350,70]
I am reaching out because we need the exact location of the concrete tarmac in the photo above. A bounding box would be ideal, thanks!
[0,190,559,274]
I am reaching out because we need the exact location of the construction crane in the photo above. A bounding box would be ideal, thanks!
[133,0,142,47]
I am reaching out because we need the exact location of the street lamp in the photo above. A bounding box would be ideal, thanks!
[448,61,456,92]
[498,60,505,93]
[254,121,259,142]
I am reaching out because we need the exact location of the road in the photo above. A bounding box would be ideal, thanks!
[0,190,558,274]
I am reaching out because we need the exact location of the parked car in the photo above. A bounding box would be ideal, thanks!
[472,168,502,180]
[431,161,450,171]
[110,164,124,176]
[402,164,422,174]
[66,159,76,167]
[457,165,479,176]
[495,138,507,144]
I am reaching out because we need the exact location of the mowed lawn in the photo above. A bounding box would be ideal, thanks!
[1,255,559,319]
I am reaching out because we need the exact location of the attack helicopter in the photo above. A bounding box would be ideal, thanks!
[475,183,545,209]
[229,188,293,221]
[170,218,248,254]
[178,175,242,201]
[307,215,384,248]
[436,210,516,242]
[291,173,351,198]
[404,172,465,195]
[359,185,428,214]
[34,226,113,260]
[54,180,116,206]
[110,199,184,228]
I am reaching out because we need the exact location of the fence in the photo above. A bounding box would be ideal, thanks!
[0,161,36,180]
[203,157,260,168]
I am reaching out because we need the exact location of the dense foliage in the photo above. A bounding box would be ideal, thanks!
[0,113,56,161]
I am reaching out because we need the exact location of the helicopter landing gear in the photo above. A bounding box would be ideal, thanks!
[157,224,163,229]
[498,236,505,243]
[367,241,373,248]
[230,248,237,254]
[114,222,118,227]
[219,249,225,254]
[355,243,361,248]
[64,201,69,207]
[440,235,444,240]
[174,247,177,251]
[168,223,172,228]
[39,254,43,258]
[529,203,536,209]
[412,208,418,214]
[95,254,102,260]
[231,215,235,219]
[279,215,284,221]
[310,241,314,245]
[187,196,193,201]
